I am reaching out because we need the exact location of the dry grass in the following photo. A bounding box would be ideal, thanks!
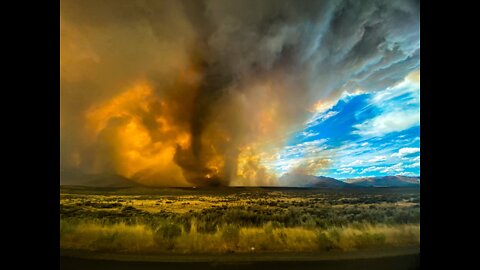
[60,187,420,253]
[60,222,155,252]
[60,220,419,253]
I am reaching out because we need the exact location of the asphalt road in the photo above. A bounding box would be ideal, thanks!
[60,251,419,270]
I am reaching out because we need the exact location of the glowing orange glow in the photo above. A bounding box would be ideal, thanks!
[234,145,277,186]
[311,99,332,113]
[83,81,194,186]
[80,77,300,186]
[86,83,153,135]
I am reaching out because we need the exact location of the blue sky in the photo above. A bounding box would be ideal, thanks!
[265,70,420,179]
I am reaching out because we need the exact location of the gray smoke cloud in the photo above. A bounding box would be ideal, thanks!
[60,0,419,186]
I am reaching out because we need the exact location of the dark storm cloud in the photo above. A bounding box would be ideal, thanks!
[60,0,419,186]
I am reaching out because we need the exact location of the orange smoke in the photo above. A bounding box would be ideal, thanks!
[291,158,331,175]
[80,74,290,186]
[84,81,194,186]
[234,146,277,186]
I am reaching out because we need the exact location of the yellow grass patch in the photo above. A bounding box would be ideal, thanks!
[60,222,155,252]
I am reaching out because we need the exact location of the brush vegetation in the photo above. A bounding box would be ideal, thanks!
[60,187,419,254]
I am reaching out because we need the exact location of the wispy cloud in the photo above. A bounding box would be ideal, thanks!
[305,110,339,128]
[405,162,420,168]
[380,163,404,174]
[391,147,420,157]
[352,73,420,138]
[353,109,419,137]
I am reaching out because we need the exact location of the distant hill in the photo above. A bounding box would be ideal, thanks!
[279,173,420,188]
[344,175,420,187]
[279,173,350,188]
[60,170,140,188]
[311,176,351,188]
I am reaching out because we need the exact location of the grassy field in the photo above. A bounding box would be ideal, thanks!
[60,186,419,254]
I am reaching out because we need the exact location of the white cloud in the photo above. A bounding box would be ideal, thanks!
[344,160,364,167]
[321,110,339,121]
[305,110,339,128]
[405,162,420,168]
[282,138,328,157]
[337,167,356,174]
[380,163,404,174]
[300,131,320,138]
[359,166,384,174]
[398,171,417,177]
[368,155,387,163]
[372,71,420,105]
[391,147,420,157]
[352,71,420,138]
[353,109,419,137]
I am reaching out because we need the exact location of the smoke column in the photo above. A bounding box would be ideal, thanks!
[60,0,419,186]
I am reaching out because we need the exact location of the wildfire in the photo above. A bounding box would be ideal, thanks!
[84,81,193,186]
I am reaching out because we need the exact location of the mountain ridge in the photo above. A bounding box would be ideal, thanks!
[279,173,419,188]
[60,170,420,188]
[344,175,420,187]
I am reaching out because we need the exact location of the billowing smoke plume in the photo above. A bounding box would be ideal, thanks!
[60,0,419,186]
